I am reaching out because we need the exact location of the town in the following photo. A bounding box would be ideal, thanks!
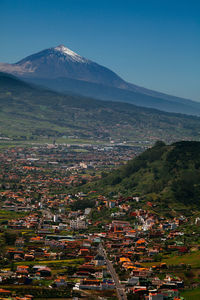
[0,143,199,300]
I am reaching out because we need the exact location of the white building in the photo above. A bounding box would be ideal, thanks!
[70,219,87,230]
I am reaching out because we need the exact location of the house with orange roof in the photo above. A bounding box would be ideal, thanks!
[17,265,29,274]
[119,257,131,263]
[136,238,147,246]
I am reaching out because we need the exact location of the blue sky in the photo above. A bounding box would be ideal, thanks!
[0,0,199,101]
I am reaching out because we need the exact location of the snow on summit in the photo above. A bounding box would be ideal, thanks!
[53,45,88,63]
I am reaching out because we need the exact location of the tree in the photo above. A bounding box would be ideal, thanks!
[4,231,17,245]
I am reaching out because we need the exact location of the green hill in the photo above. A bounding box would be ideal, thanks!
[1,72,200,143]
[88,141,200,207]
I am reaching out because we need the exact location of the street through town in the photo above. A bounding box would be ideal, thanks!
[99,243,127,300]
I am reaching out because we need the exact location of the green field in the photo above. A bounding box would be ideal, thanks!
[181,287,200,300]
[143,251,200,268]
[14,258,84,267]
[0,209,29,223]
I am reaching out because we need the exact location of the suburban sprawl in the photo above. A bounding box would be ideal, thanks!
[0,142,200,300]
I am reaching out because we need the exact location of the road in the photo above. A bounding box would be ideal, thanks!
[99,243,127,300]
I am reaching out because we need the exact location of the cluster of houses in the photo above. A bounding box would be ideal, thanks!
[0,143,138,213]
[0,144,194,299]
[0,201,188,299]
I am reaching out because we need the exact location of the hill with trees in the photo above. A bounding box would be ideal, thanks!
[87,141,200,207]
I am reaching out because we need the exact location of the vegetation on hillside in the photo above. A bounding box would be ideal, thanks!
[1,72,200,142]
[85,141,200,206]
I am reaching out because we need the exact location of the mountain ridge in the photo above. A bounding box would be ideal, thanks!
[0,45,128,88]
[1,72,200,143]
[0,45,200,116]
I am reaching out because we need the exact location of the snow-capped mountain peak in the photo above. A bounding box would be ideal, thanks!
[0,44,197,116]
[0,44,124,84]
[53,44,88,63]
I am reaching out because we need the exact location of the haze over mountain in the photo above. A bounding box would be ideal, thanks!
[1,45,200,116]
[1,72,200,143]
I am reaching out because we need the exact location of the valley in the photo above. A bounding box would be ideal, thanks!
[0,141,200,299]
[0,26,199,300]
[1,1,199,299]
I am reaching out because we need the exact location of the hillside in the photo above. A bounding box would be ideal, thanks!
[26,76,200,116]
[1,72,200,143]
[88,141,200,207]
[1,45,200,116]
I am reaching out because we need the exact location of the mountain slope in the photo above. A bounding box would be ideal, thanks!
[0,45,200,116]
[25,76,200,116]
[0,45,128,88]
[1,72,200,143]
[88,141,200,207]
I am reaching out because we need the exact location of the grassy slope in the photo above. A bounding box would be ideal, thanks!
[1,73,200,142]
[181,288,200,300]
[143,251,200,268]
[85,141,200,207]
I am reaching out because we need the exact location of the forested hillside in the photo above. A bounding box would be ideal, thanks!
[88,141,200,206]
